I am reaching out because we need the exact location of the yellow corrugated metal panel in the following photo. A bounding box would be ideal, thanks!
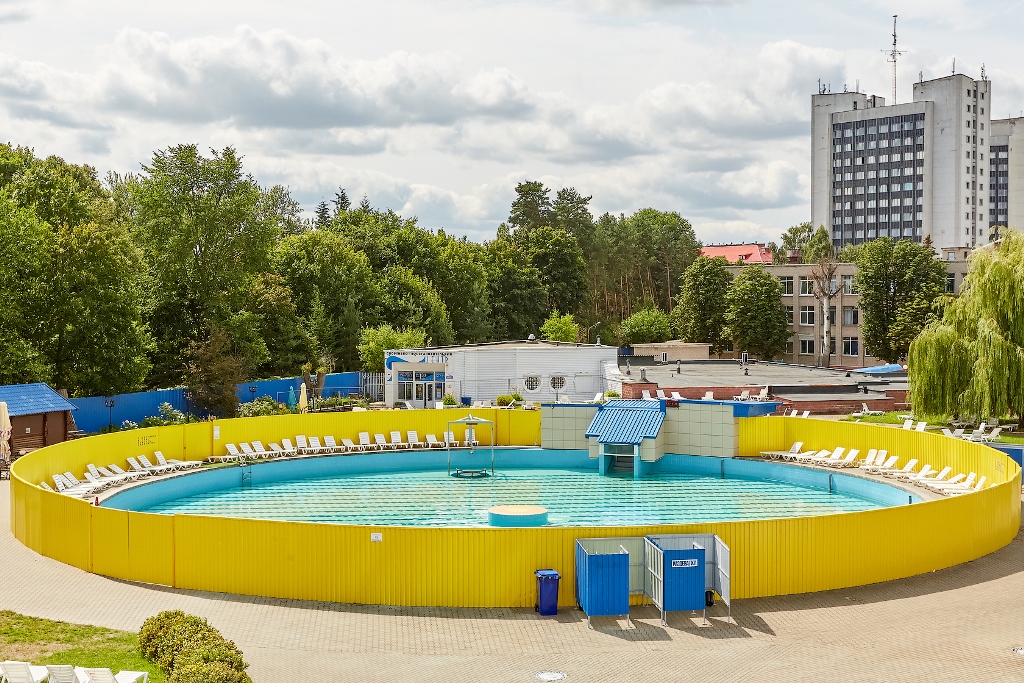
[128,513,175,586]
[7,409,1021,606]
[91,506,130,579]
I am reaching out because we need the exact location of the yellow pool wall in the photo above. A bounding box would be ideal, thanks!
[10,411,1020,607]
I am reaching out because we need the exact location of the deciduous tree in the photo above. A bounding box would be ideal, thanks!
[540,312,579,342]
[357,325,427,372]
[725,265,789,361]
[670,256,733,354]
[619,308,672,346]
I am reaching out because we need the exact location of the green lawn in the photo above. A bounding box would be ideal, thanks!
[0,611,163,682]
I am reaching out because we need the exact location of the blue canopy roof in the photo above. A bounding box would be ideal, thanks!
[853,364,906,375]
[0,383,77,417]
[585,399,665,445]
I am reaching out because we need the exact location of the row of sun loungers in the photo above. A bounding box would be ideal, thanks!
[761,442,991,495]
[210,430,478,463]
[41,452,201,498]
[942,425,1003,442]
[1,660,147,683]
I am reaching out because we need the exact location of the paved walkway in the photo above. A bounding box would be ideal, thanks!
[2,481,1023,681]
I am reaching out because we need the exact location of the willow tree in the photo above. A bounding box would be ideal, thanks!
[909,230,1024,420]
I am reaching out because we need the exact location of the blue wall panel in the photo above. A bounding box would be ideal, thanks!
[660,547,705,612]
[576,543,629,617]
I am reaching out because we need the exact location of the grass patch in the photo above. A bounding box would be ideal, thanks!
[0,611,163,682]
[839,411,910,425]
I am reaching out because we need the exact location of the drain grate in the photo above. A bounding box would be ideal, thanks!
[1013,647,1024,655]
[536,672,567,682]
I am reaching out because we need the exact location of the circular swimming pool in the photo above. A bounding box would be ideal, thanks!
[108,448,916,527]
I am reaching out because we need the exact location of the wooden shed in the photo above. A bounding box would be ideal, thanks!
[0,383,77,455]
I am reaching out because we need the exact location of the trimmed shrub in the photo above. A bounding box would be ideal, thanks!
[169,662,251,683]
[495,394,515,406]
[140,610,249,681]
[605,390,620,398]
[442,393,458,406]
[139,610,188,660]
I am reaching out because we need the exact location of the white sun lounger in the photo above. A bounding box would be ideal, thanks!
[425,434,445,448]
[324,436,342,453]
[946,476,986,495]
[923,472,967,492]
[908,465,951,484]
[791,448,831,464]
[109,463,146,480]
[208,444,240,463]
[862,455,898,474]
[390,431,411,449]
[61,471,105,495]
[374,433,393,450]
[763,442,804,460]
[248,441,271,458]
[138,454,177,474]
[641,390,653,400]
[752,386,770,401]
[807,447,846,466]
[931,472,976,491]
[444,431,456,446]
[45,664,78,683]
[342,437,362,452]
[1,661,50,683]
[671,392,685,400]
[801,410,810,418]
[75,667,148,683]
[83,471,112,491]
[892,463,930,481]
[155,451,201,469]
[464,427,480,447]
[359,432,377,450]
[305,436,328,455]
[915,421,927,432]
[824,450,861,468]
[89,464,133,486]
[881,458,918,478]
[295,435,311,454]
[407,431,425,449]
[980,426,1003,442]
[269,443,286,457]
[281,438,298,456]
[732,390,750,401]
[901,419,914,430]
[656,389,667,400]
[860,402,884,416]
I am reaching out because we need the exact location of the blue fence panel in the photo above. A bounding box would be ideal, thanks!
[70,388,188,433]
[661,548,705,612]
[575,541,629,618]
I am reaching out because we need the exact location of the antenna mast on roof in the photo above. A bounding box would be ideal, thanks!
[882,15,905,103]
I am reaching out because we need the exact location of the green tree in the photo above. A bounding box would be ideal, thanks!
[185,325,246,417]
[241,274,315,377]
[35,222,152,396]
[725,265,789,361]
[483,238,548,340]
[836,242,865,263]
[670,256,733,354]
[526,226,588,314]
[357,324,427,372]
[507,180,552,235]
[802,225,834,263]
[273,230,374,371]
[552,187,596,257]
[540,311,579,342]
[780,222,814,252]
[0,193,49,385]
[619,308,672,346]
[909,229,1024,419]
[854,237,946,363]
[332,187,351,216]
[375,266,454,346]
[314,201,331,228]
[118,145,291,385]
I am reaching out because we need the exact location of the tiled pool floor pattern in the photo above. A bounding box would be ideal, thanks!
[144,468,880,526]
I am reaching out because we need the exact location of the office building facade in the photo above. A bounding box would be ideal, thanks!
[812,74,994,258]
[989,117,1024,237]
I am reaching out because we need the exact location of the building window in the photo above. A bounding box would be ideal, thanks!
[945,273,955,293]
[550,376,566,391]
[524,376,540,392]
[842,337,859,356]
[799,277,813,295]
[779,276,793,295]
[799,306,815,326]
[842,275,855,295]
[785,306,794,325]
[842,307,859,325]
[785,340,794,355]
[799,338,815,355]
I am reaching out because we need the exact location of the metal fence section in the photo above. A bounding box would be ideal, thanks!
[715,536,731,612]
[646,533,731,624]
[361,373,384,401]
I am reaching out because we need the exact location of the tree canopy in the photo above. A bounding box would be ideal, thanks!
[619,308,672,346]
[909,230,1024,420]
[540,312,580,342]
[854,237,947,363]
[670,256,733,354]
[725,265,789,361]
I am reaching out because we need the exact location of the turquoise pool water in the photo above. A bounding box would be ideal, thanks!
[141,466,883,527]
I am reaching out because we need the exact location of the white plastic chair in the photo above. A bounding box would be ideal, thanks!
[75,668,148,683]
[406,431,425,449]
[45,664,77,683]
[1,661,49,683]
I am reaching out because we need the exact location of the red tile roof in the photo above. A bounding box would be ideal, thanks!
[700,244,772,264]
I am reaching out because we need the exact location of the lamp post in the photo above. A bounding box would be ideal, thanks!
[248,385,257,403]
[104,398,115,429]
[587,322,600,344]
[183,390,192,423]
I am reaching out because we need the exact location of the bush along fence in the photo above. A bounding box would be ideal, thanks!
[68,372,374,433]
[139,610,250,683]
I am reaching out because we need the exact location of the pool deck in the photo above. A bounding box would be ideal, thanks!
[3,480,1023,681]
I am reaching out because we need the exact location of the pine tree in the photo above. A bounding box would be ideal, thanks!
[332,187,351,216]
[314,201,331,228]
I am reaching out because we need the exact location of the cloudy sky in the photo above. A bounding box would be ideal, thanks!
[2,0,1022,244]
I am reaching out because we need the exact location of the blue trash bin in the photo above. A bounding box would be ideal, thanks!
[461,396,472,407]
[535,569,560,616]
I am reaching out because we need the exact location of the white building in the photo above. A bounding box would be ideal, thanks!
[989,116,1024,235]
[383,340,618,408]
[811,74,996,257]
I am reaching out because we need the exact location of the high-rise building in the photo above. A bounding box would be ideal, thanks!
[989,117,1024,238]
[811,74,994,258]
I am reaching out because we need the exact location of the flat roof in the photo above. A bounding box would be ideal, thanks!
[627,361,905,391]
[388,340,612,352]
